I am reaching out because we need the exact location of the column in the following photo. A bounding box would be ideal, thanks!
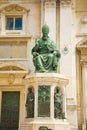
[82,65,87,130]
[62,86,67,118]
[20,90,25,123]
[0,91,2,122]
[35,84,38,118]
[44,0,56,42]
[0,13,2,34]
[51,85,55,119]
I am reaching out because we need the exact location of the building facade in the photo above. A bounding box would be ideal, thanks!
[0,0,86,130]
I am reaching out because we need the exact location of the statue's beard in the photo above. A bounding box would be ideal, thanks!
[42,36,48,40]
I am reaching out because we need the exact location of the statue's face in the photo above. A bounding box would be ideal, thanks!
[28,88,32,93]
[42,31,49,40]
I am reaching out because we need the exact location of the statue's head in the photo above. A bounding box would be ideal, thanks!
[42,24,49,40]
[42,24,49,33]
[56,87,60,92]
[28,87,33,92]
[39,126,48,130]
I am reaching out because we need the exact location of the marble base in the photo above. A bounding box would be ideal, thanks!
[82,123,86,130]
[19,119,71,130]
[21,73,70,130]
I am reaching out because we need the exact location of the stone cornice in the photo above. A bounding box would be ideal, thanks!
[0,35,32,41]
[59,0,71,7]
[76,38,87,51]
[44,0,56,8]
[67,105,77,110]
[25,73,69,86]
[0,4,29,14]
[80,60,87,66]
[77,39,87,66]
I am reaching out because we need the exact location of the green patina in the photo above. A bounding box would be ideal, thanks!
[25,87,34,118]
[38,85,50,117]
[39,126,48,130]
[32,24,61,73]
[54,87,65,119]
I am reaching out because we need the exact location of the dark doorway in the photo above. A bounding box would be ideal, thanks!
[0,92,20,130]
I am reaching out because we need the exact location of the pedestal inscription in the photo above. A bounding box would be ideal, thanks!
[38,85,50,117]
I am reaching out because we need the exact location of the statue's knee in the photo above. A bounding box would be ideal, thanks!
[36,55,42,63]
[49,54,53,58]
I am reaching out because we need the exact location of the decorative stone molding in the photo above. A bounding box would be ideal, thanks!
[80,15,87,24]
[60,0,71,7]
[25,73,69,86]
[0,62,29,85]
[76,38,87,50]
[0,62,29,72]
[45,1,56,8]
[67,105,77,111]
[8,74,15,85]
[0,13,1,32]
[77,38,87,66]
[0,4,30,14]
[80,60,87,65]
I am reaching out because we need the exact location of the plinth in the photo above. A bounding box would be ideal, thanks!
[19,73,70,130]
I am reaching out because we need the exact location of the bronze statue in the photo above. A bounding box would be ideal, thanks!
[32,24,61,73]
[54,87,65,119]
[25,87,34,118]
[39,126,48,130]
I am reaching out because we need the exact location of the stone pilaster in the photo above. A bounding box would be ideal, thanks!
[60,0,78,128]
[44,0,57,42]
[82,65,87,130]
[0,13,1,34]
[60,0,73,97]
[0,91,2,122]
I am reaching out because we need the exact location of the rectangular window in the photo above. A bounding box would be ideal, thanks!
[0,42,27,59]
[6,16,22,30]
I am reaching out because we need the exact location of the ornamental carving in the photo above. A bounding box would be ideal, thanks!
[38,85,50,117]
[1,4,29,14]
[80,15,87,24]
[77,38,87,50]
[60,0,71,7]
[45,2,56,8]
[8,74,15,84]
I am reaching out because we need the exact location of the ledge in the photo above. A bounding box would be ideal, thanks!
[25,73,69,86]
[0,35,32,41]
[76,33,87,37]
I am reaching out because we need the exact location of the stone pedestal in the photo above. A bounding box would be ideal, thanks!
[20,119,70,130]
[19,73,70,130]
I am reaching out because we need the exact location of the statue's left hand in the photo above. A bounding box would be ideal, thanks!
[33,52,39,57]
[53,51,58,56]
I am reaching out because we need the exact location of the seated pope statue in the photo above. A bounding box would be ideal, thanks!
[32,24,61,73]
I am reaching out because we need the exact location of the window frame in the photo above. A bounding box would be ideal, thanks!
[1,4,29,35]
[2,13,26,35]
[5,15,23,31]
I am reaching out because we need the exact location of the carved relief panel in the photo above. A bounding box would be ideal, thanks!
[38,85,50,117]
